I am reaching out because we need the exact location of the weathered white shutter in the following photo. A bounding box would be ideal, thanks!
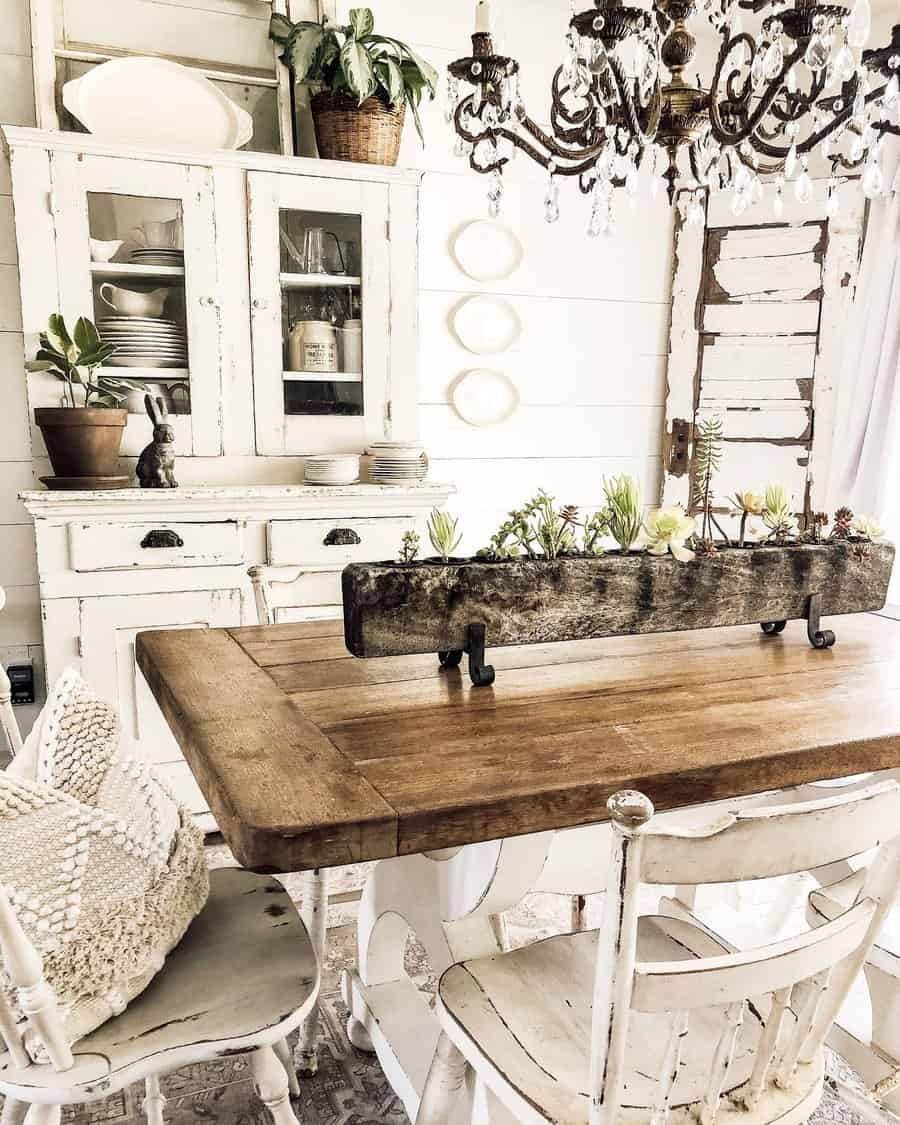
[661,184,865,526]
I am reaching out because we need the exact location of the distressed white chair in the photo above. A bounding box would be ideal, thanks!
[415,781,900,1125]
[0,866,318,1125]
[808,863,900,1113]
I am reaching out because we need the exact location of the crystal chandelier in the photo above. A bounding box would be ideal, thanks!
[448,0,900,233]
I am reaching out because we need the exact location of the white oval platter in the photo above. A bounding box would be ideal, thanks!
[63,57,253,149]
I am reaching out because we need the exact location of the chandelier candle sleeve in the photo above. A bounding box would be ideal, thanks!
[475,1,493,34]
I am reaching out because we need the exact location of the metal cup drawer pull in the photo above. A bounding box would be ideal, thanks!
[324,528,362,546]
[140,529,185,549]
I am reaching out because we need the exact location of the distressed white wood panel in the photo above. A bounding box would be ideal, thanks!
[417,291,668,407]
[703,301,819,335]
[419,404,664,459]
[0,54,35,125]
[61,0,275,71]
[0,525,36,587]
[0,264,22,330]
[707,190,831,227]
[712,404,811,441]
[387,181,419,440]
[715,443,810,500]
[0,332,32,461]
[0,149,12,196]
[0,461,34,524]
[712,254,821,300]
[716,226,823,260]
[0,196,17,264]
[700,338,817,382]
[212,164,255,456]
[701,379,810,402]
[0,585,41,647]
[419,169,675,303]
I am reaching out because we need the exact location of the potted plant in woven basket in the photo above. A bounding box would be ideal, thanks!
[270,7,438,166]
[26,313,134,490]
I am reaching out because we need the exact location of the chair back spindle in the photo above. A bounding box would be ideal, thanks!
[589,781,900,1125]
[0,886,73,1071]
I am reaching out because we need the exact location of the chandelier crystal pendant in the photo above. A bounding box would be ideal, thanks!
[448,0,900,233]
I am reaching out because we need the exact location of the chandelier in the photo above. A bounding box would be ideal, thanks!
[448,0,900,233]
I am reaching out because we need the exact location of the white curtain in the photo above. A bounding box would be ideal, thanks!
[827,138,900,598]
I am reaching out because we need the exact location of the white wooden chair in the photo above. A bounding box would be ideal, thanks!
[0,866,318,1125]
[415,781,900,1125]
[0,586,315,1121]
[808,864,900,1113]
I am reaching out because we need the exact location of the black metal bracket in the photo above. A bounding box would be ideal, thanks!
[438,622,496,687]
[760,592,836,649]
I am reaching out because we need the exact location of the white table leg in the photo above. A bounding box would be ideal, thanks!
[297,868,329,1077]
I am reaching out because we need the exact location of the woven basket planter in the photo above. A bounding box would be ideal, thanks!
[310,91,405,166]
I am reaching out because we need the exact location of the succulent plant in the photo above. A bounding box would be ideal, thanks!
[692,415,726,542]
[398,529,420,564]
[426,509,462,561]
[731,490,765,548]
[603,475,643,553]
[762,484,799,543]
[641,506,696,561]
[831,506,854,539]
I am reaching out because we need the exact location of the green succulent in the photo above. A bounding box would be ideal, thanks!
[427,509,462,562]
[603,475,643,552]
[398,529,420,564]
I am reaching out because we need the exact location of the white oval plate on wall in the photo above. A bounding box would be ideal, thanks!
[63,58,254,149]
[451,369,520,427]
[452,295,522,354]
[452,221,523,282]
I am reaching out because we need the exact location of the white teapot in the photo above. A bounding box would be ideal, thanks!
[99,283,169,318]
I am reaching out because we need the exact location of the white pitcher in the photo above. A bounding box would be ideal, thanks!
[99,283,169,317]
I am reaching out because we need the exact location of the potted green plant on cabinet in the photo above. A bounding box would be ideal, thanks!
[270,7,438,166]
[27,314,133,490]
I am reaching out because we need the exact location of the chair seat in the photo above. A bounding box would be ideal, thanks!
[809,868,900,973]
[438,915,823,1125]
[0,868,318,1103]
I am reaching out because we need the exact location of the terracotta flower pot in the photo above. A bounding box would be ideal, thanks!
[310,90,405,166]
[35,408,127,484]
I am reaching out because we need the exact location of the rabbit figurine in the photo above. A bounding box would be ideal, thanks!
[136,395,178,488]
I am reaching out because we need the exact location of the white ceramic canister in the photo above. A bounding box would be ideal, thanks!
[341,319,362,374]
[302,320,338,373]
[287,321,307,371]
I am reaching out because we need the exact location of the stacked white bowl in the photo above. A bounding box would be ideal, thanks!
[369,441,428,485]
[304,454,360,486]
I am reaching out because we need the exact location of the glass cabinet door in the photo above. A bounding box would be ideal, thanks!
[50,153,222,458]
[248,172,390,456]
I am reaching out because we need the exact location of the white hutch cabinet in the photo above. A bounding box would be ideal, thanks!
[5,128,450,828]
[4,127,420,458]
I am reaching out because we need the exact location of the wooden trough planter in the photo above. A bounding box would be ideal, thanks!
[342,542,896,686]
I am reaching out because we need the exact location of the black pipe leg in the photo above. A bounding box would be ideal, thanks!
[806,593,836,649]
[761,620,787,635]
[439,649,463,669]
[465,623,495,687]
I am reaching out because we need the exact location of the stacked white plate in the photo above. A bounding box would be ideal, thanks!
[304,454,360,486]
[131,247,184,269]
[98,317,188,368]
[369,441,428,485]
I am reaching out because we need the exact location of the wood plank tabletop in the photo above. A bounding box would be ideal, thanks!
[136,613,900,872]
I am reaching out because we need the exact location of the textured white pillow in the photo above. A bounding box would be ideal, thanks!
[1,668,209,1059]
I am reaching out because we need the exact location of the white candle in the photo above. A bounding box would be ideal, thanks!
[475,0,492,33]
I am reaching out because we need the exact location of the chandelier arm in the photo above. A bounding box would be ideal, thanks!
[710,38,808,146]
[518,111,607,165]
[607,54,660,146]
[766,72,830,124]
[550,66,596,128]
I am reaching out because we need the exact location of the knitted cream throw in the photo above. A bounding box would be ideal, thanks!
[1,668,209,1060]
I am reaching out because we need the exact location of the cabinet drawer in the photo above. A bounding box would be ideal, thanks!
[267,516,414,566]
[70,521,244,572]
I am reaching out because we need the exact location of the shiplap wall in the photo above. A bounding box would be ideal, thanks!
[0,0,43,714]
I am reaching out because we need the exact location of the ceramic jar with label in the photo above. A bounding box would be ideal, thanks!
[342,319,362,374]
[302,320,338,373]
[287,321,307,371]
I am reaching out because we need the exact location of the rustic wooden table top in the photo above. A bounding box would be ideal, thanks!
[136,612,900,873]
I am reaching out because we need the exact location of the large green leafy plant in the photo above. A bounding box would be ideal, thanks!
[26,314,131,408]
[269,7,438,142]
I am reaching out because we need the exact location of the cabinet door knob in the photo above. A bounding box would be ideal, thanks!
[140,529,185,549]
[323,528,361,546]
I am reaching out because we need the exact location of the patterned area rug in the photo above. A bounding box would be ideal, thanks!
[0,875,880,1125]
